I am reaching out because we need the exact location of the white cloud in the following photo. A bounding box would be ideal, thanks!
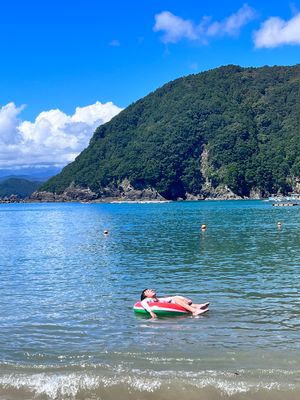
[0,103,25,144]
[0,101,122,169]
[206,4,256,37]
[153,11,197,44]
[254,13,300,48]
[154,4,256,44]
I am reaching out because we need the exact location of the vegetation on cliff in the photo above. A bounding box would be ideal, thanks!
[40,64,300,199]
[0,178,41,198]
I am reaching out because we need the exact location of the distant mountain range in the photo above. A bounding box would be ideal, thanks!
[0,166,62,198]
[31,65,300,199]
[0,178,41,199]
[0,166,62,182]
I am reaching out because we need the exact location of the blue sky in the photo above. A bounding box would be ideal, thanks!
[1,0,300,171]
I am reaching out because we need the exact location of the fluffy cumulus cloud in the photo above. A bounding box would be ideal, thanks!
[0,101,122,169]
[153,11,197,43]
[0,103,25,145]
[154,3,256,44]
[254,13,300,48]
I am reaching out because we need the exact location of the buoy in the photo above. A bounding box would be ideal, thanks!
[201,224,207,230]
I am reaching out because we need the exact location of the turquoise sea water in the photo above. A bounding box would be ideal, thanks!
[0,200,299,399]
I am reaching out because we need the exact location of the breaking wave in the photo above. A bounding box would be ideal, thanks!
[0,366,299,400]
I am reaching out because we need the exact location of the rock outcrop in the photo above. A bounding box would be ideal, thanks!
[0,195,25,203]
[203,185,243,200]
[29,179,165,202]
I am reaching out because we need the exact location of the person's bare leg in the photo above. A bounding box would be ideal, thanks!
[176,297,209,310]
[193,308,209,316]
[171,297,196,312]
[193,302,210,309]
[172,297,208,316]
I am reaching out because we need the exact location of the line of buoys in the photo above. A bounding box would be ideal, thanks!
[103,221,284,236]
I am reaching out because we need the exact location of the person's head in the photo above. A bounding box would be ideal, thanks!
[141,288,156,300]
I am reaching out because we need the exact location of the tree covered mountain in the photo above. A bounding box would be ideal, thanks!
[40,65,300,200]
[0,178,41,198]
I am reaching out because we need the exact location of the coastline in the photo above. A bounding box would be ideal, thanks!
[0,179,276,204]
[0,196,261,204]
[0,187,262,204]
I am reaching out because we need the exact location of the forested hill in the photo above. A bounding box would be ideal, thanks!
[0,178,41,198]
[40,64,300,200]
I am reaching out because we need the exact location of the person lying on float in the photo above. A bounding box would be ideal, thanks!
[140,288,209,318]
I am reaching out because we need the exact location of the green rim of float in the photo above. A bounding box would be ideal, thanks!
[133,301,190,317]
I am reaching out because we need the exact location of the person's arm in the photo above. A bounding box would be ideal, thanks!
[141,299,157,318]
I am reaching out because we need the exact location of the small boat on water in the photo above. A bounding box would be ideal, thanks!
[268,193,300,206]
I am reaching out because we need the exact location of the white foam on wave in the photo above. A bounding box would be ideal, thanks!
[0,372,161,399]
[190,377,283,396]
[1,373,98,398]
[0,368,299,399]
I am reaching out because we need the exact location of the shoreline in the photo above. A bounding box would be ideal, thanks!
[0,181,278,204]
[0,197,264,204]
[1,363,299,400]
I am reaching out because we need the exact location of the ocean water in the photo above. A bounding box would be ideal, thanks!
[0,200,299,400]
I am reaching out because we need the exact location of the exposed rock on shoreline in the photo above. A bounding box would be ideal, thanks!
[0,177,267,204]
[30,184,99,202]
[0,195,25,204]
[202,185,243,200]
[28,180,166,203]
[5,177,291,204]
